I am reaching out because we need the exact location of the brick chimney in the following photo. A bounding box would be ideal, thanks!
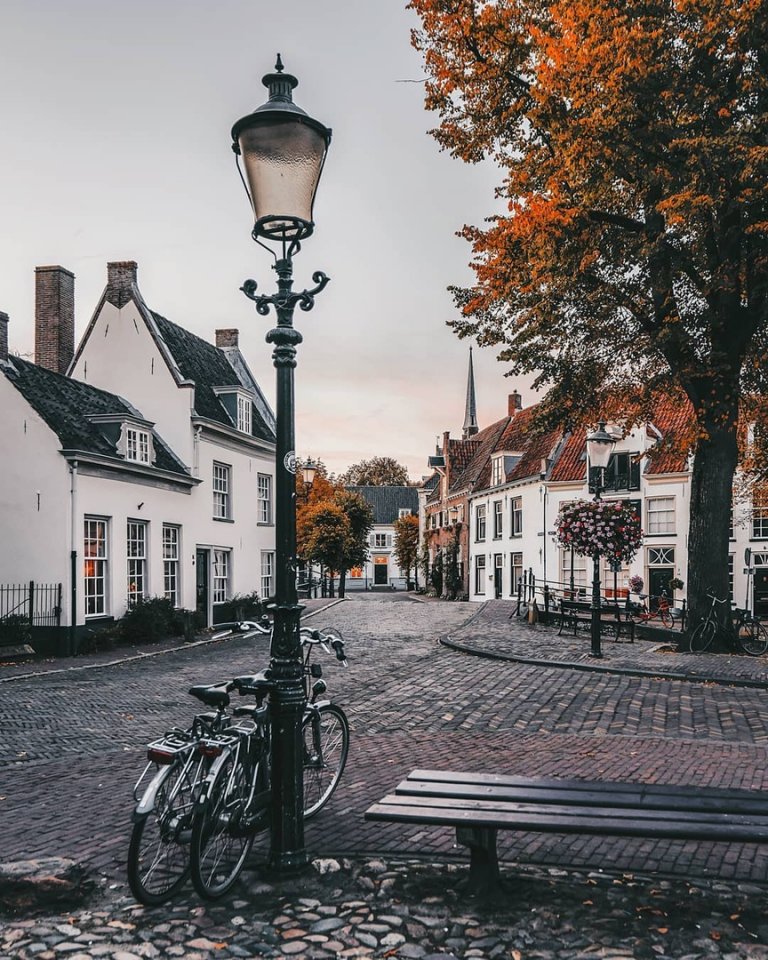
[0,312,8,363]
[106,261,138,309]
[216,329,239,349]
[35,266,75,374]
[508,391,523,415]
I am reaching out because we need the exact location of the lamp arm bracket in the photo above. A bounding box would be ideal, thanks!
[240,271,330,318]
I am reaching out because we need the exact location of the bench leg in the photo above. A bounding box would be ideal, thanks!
[456,826,500,895]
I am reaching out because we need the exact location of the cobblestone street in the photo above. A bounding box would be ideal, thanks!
[3,596,768,958]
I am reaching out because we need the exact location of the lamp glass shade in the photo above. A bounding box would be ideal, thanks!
[302,459,318,486]
[585,421,616,469]
[237,118,328,238]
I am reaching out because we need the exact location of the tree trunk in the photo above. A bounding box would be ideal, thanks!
[339,569,347,598]
[687,417,739,647]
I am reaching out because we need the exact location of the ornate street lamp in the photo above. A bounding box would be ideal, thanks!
[232,55,331,873]
[302,457,318,488]
[585,420,616,658]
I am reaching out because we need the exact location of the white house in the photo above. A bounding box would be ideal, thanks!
[346,485,419,590]
[0,262,277,652]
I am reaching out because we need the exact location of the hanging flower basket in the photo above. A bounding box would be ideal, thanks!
[556,500,643,563]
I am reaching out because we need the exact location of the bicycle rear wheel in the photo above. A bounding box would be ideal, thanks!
[127,758,198,905]
[689,620,716,653]
[659,607,673,628]
[190,754,257,899]
[740,620,768,656]
[302,703,350,819]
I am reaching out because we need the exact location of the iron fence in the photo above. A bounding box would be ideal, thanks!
[0,582,62,627]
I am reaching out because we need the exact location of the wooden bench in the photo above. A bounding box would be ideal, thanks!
[557,598,635,643]
[365,769,768,893]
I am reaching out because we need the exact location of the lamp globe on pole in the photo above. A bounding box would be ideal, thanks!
[232,56,331,874]
[302,457,318,489]
[584,420,617,658]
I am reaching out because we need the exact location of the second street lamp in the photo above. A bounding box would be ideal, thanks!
[585,420,616,659]
[232,55,331,873]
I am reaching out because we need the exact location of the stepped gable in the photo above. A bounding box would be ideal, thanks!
[151,312,276,444]
[346,485,419,524]
[3,357,189,476]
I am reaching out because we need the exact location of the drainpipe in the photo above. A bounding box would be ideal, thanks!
[69,460,78,655]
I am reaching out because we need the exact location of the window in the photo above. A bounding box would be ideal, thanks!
[476,504,486,542]
[728,553,734,602]
[491,456,505,487]
[237,395,251,434]
[647,496,675,535]
[561,548,588,598]
[257,474,272,525]
[399,508,412,518]
[213,462,231,520]
[753,487,768,539]
[493,501,503,539]
[162,525,180,607]
[84,518,108,616]
[648,546,675,566]
[374,533,391,548]
[511,552,523,595]
[475,555,486,595]
[126,427,150,464]
[126,521,147,608]
[511,497,523,537]
[213,549,230,603]
[261,551,274,598]
[604,452,641,491]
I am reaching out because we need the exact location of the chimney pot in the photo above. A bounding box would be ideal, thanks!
[35,266,75,374]
[508,391,523,415]
[0,312,8,363]
[216,328,239,349]
[106,261,138,309]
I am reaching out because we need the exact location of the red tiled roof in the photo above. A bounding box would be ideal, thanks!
[450,418,510,492]
[646,394,693,474]
[548,428,587,482]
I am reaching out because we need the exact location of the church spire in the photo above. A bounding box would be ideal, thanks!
[462,347,478,439]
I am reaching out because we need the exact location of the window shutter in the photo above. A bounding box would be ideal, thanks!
[386,534,393,547]
[369,534,375,546]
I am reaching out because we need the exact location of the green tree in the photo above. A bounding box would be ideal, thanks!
[334,490,374,597]
[410,0,768,626]
[443,530,462,600]
[339,457,411,486]
[393,513,420,590]
[298,502,349,598]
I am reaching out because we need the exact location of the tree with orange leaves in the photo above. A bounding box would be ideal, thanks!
[410,0,768,625]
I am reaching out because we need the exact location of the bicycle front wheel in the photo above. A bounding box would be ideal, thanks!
[689,620,716,653]
[740,620,768,657]
[190,754,256,899]
[659,607,673,628]
[302,703,349,819]
[127,758,197,905]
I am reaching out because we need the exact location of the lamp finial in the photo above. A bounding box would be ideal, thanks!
[275,53,284,73]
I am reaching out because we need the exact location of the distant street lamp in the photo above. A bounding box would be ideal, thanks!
[585,420,616,658]
[302,457,318,488]
[232,54,331,874]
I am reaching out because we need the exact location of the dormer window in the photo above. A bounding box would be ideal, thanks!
[126,427,150,464]
[492,456,505,486]
[237,395,251,434]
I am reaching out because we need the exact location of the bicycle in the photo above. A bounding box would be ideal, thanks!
[627,591,673,628]
[127,681,236,905]
[688,591,768,655]
[189,627,350,899]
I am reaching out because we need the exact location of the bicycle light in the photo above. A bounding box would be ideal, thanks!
[147,747,176,765]
[312,679,327,698]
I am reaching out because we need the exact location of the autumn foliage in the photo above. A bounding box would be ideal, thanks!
[410,0,768,622]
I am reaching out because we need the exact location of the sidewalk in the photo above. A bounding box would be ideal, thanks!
[444,601,768,687]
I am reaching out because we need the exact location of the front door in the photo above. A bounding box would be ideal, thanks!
[374,557,388,586]
[648,566,674,608]
[196,549,209,626]
[494,555,503,599]
[754,569,768,618]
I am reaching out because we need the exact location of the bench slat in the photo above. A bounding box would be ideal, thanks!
[365,798,768,842]
[407,770,767,805]
[395,779,768,816]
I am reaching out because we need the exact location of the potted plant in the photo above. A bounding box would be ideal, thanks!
[668,577,684,596]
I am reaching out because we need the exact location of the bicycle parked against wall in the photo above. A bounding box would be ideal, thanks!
[627,591,674,628]
[189,627,349,898]
[688,591,768,655]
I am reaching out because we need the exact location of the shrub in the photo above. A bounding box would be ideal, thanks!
[119,597,178,644]
[0,614,32,647]
[213,592,264,624]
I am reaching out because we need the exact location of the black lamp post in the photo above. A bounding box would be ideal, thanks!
[232,55,331,874]
[585,420,616,658]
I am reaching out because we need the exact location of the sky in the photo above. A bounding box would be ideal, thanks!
[0,1,537,480]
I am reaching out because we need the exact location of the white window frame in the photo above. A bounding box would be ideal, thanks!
[213,549,231,604]
[511,497,523,537]
[374,532,388,548]
[257,473,272,525]
[648,546,675,566]
[398,508,412,518]
[561,547,588,598]
[126,520,148,608]
[647,496,675,535]
[493,500,503,539]
[753,488,768,539]
[84,517,109,617]
[476,504,487,542]
[162,525,180,608]
[491,456,504,487]
[213,462,232,520]
[475,555,486,595]
[126,427,150,464]
[261,551,274,598]
[511,551,523,596]
[237,394,251,434]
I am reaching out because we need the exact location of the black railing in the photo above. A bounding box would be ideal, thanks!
[0,582,62,627]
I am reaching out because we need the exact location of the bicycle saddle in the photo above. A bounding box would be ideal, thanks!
[188,684,230,708]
